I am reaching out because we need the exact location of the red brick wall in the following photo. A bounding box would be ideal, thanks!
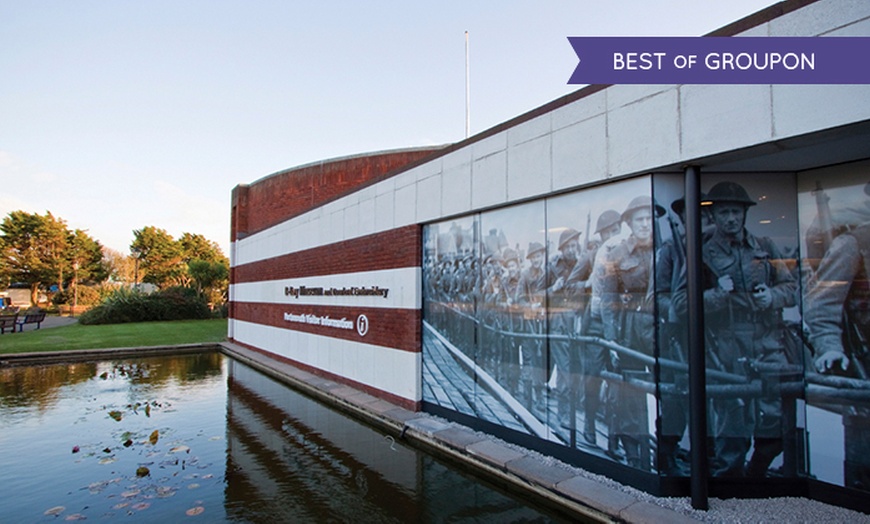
[233,225,421,283]
[231,148,441,241]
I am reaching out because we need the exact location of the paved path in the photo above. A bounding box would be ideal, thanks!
[40,315,79,329]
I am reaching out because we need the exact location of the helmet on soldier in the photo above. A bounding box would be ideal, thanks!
[595,210,621,234]
[558,228,581,251]
[705,181,756,207]
[621,195,665,222]
[526,242,545,259]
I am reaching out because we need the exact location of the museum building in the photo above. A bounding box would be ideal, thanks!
[229,0,870,510]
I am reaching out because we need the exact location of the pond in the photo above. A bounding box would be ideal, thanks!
[0,352,571,522]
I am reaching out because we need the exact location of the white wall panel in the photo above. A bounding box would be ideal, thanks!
[507,135,551,201]
[231,267,421,310]
[551,114,608,192]
[416,172,442,223]
[508,113,551,147]
[680,84,773,160]
[232,320,422,402]
[773,84,870,140]
[471,150,508,209]
[770,0,870,37]
[441,160,473,217]
[607,89,680,177]
[552,89,606,131]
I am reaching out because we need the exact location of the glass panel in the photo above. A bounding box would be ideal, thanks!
[799,160,870,490]
[423,176,661,474]
[589,177,658,471]
[421,217,480,417]
[653,173,695,477]
[545,192,596,445]
[700,174,802,478]
[478,201,548,435]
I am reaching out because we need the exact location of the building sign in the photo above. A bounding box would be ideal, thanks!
[283,312,370,337]
[284,285,390,299]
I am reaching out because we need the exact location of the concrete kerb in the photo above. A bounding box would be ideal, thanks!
[218,341,694,523]
[0,343,217,367]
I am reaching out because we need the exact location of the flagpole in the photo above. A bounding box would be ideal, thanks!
[465,30,470,139]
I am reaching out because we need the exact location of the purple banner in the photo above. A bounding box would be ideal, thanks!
[567,37,870,84]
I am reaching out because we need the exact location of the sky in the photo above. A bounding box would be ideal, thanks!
[0,0,779,256]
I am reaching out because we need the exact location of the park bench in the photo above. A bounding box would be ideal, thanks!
[16,311,46,332]
[0,313,17,334]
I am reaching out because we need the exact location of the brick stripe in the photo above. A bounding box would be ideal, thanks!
[232,149,441,240]
[231,301,421,353]
[233,225,421,282]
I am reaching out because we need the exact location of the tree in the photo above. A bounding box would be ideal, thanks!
[130,226,186,288]
[65,229,108,308]
[188,259,229,305]
[179,232,225,264]
[102,247,136,283]
[68,229,107,285]
[0,211,70,304]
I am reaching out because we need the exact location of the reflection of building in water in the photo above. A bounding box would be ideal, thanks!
[228,0,870,512]
[224,361,557,522]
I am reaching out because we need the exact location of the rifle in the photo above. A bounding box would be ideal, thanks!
[583,210,592,252]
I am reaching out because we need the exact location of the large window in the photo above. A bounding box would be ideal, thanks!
[423,162,870,492]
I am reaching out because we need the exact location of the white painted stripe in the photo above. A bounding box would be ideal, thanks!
[230,267,421,310]
[230,319,422,403]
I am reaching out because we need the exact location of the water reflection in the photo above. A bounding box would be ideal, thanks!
[225,361,568,523]
[0,353,570,523]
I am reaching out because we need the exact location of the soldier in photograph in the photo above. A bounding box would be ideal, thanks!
[548,228,593,431]
[496,247,524,397]
[580,209,622,450]
[804,181,870,489]
[518,242,551,416]
[700,181,797,477]
[655,194,711,475]
[600,196,660,469]
[478,251,504,374]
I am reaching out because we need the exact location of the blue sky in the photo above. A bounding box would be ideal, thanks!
[0,0,777,255]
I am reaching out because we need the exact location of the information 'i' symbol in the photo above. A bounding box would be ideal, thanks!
[356,314,369,337]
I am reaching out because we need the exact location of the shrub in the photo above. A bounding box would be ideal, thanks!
[79,286,211,325]
[51,285,107,306]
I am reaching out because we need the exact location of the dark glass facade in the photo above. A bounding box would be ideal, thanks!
[422,160,870,498]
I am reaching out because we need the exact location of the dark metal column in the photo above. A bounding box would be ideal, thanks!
[685,165,709,510]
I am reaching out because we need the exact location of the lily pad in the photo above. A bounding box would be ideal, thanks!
[169,445,190,454]
[149,430,159,445]
[131,502,150,511]
[136,466,150,477]
[44,506,65,516]
[185,506,205,516]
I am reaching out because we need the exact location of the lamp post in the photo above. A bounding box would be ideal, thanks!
[72,260,79,317]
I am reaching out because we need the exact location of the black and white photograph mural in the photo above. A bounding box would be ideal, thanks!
[689,174,803,480]
[423,177,664,471]
[799,160,870,492]
[423,167,870,487]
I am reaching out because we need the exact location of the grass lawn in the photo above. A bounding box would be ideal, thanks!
[0,318,227,355]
